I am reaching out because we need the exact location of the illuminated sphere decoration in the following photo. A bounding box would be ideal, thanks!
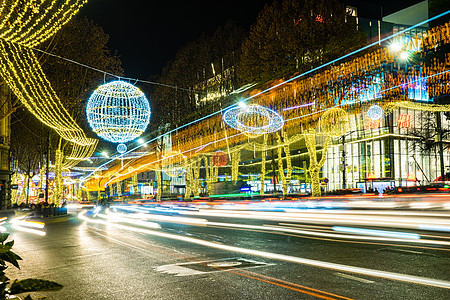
[86,81,151,153]
[320,107,349,137]
[367,104,383,121]
[212,151,228,167]
[223,104,284,137]
[117,143,127,154]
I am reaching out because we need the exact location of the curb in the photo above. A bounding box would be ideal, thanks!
[31,214,74,224]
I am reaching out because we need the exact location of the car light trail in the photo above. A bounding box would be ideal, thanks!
[78,210,450,289]
[419,225,450,232]
[179,209,450,231]
[96,210,450,246]
[11,224,46,236]
[96,212,161,229]
[331,226,420,240]
[106,210,208,226]
[9,217,46,236]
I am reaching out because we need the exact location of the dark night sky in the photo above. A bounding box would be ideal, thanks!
[78,0,424,80]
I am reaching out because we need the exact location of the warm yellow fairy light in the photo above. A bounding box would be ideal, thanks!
[260,135,267,195]
[132,173,138,194]
[385,101,450,112]
[85,21,450,191]
[184,161,192,199]
[231,150,240,183]
[0,0,95,171]
[305,129,331,197]
[54,149,63,205]
[282,131,292,192]
[320,107,350,137]
[0,0,88,48]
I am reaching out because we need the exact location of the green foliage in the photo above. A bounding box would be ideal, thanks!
[10,279,63,295]
[239,0,367,83]
[0,233,62,300]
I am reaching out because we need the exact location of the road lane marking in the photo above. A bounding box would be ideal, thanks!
[78,211,450,290]
[385,249,424,255]
[156,257,271,276]
[335,272,375,284]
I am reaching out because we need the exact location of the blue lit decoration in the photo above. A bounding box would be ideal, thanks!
[117,143,127,154]
[86,81,151,153]
[405,75,429,101]
[223,104,284,136]
[339,75,383,105]
[367,104,383,121]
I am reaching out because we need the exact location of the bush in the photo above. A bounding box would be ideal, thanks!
[0,233,62,300]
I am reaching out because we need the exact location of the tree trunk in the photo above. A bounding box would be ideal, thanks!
[311,169,321,197]
[26,174,30,205]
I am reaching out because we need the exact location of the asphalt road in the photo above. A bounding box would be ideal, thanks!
[6,206,450,300]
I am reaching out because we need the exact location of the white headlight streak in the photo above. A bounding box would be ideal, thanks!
[78,211,450,289]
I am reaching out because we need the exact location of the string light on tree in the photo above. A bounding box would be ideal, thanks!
[86,81,151,154]
[162,150,186,177]
[320,107,350,137]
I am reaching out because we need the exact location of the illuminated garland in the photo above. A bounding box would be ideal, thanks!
[0,0,88,48]
[320,108,350,137]
[384,101,450,112]
[0,1,96,171]
[86,21,450,191]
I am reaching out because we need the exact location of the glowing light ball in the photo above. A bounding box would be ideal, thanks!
[117,143,127,154]
[367,104,383,121]
[212,151,228,167]
[86,81,151,153]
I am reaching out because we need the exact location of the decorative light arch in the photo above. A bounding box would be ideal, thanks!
[223,104,284,136]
